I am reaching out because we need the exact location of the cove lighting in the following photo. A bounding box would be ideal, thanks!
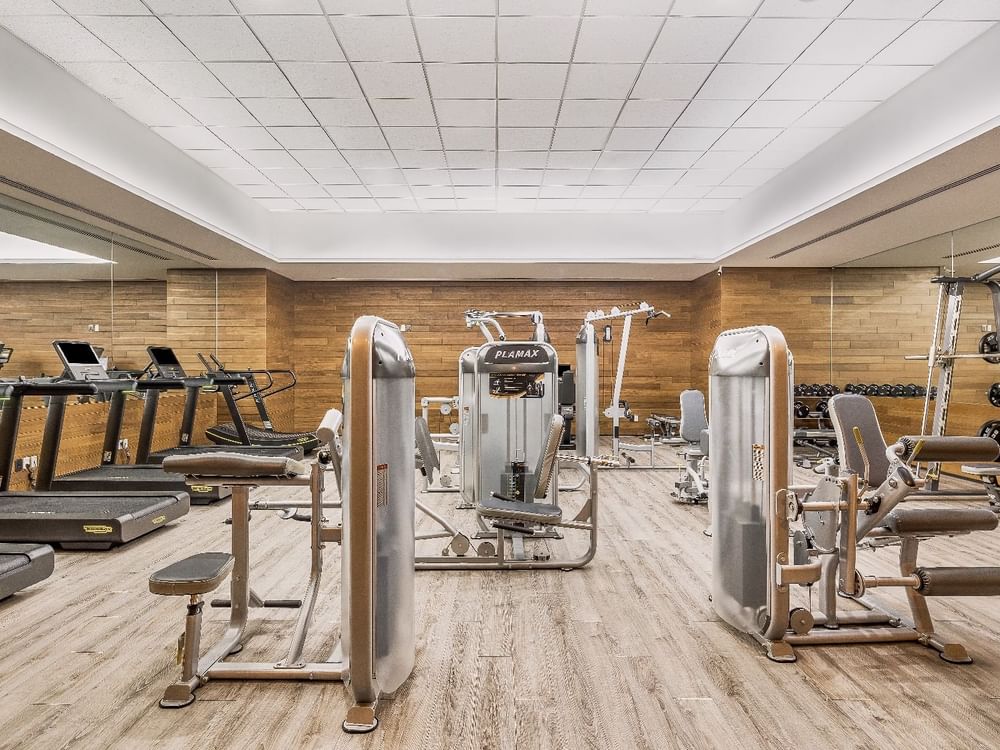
[0,231,113,264]
[979,257,1000,264]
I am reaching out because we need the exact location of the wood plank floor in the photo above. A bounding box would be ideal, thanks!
[2,445,1000,750]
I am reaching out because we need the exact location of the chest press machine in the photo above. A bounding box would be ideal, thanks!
[148,317,416,733]
[711,326,1000,664]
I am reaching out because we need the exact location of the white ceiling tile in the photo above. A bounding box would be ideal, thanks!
[417,197,457,210]
[670,0,760,16]
[926,0,1000,20]
[357,168,408,183]
[113,93,198,126]
[426,64,496,98]
[692,198,738,211]
[440,127,495,149]
[145,1,236,13]
[299,197,343,209]
[323,126,388,148]
[499,151,549,167]
[498,99,560,127]
[163,16,266,61]
[842,0,940,19]
[415,17,495,62]
[258,198,303,210]
[675,99,751,127]
[1,16,119,62]
[573,17,662,62]
[241,149,299,168]
[412,186,453,197]
[291,149,348,167]
[564,63,639,98]
[405,168,450,185]
[235,0,322,13]
[551,127,611,149]
[698,64,784,99]
[500,0,583,14]
[542,169,590,185]
[342,150,399,168]
[734,100,813,127]
[281,63,362,98]
[0,0,64,12]
[210,126,282,149]
[454,186,494,198]
[622,185,666,198]
[539,185,582,198]
[547,150,599,168]
[133,62,229,97]
[211,166,268,184]
[446,151,496,168]
[177,98,257,126]
[62,61,158,99]
[434,99,496,127]
[498,17,579,62]
[707,184,755,198]
[331,16,419,62]
[693,150,752,170]
[572,198,619,210]
[499,186,541,198]
[187,149,248,169]
[631,63,713,99]
[662,184,711,198]
[651,198,698,211]
[283,184,329,198]
[828,64,930,100]
[355,169,406,185]
[412,0,495,15]
[595,151,649,168]
[587,0,673,14]
[209,62,297,97]
[616,198,659,210]
[762,64,857,100]
[580,185,626,198]
[152,125,226,149]
[794,99,877,127]
[586,170,637,186]
[371,98,437,126]
[338,198,381,211]
[499,127,553,149]
[79,16,194,61]
[246,16,344,62]
[321,0,407,14]
[60,0,148,13]
[261,167,316,185]
[325,185,369,196]
[724,18,827,62]
[632,169,683,186]
[605,127,667,149]
[658,127,724,149]
[712,126,780,150]
[756,0,851,17]
[646,150,700,168]
[678,168,732,186]
[377,197,419,210]
[271,125,336,148]
[242,98,318,126]
[498,64,568,98]
[557,99,623,127]
[798,19,911,63]
[308,167,361,184]
[649,16,746,63]
[870,20,994,64]
[383,126,441,149]
[617,100,685,127]
[352,62,428,97]
[369,185,414,197]
[451,169,494,186]
[533,198,574,210]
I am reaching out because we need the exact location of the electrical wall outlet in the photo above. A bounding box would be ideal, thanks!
[118,438,129,450]
[88,323,100,332]
[983,324,994,333]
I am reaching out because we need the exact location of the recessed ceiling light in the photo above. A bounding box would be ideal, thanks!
[0,232,114,264]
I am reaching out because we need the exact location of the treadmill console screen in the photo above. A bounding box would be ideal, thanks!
[148,346,186,378]
[54,341,108,381]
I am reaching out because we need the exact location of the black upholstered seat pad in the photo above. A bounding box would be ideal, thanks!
[151,552,234,585]
[162,452,307,478]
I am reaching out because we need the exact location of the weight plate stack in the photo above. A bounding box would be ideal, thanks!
[980,332,1000,365]
[989,383,1000,408]
[979,419,1000,446]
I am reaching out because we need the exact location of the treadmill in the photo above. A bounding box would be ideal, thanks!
[45,341,231,505]
[199,353,321,453]
[0,378,189,550]
[0,543,54,601]
[140,345,303,465]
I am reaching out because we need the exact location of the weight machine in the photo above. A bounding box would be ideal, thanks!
[418,395,459,493]
[575,302,669,467]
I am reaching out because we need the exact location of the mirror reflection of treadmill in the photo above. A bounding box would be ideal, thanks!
[44,341,235,505]
[141,345,303,477]
[0,347,189,550]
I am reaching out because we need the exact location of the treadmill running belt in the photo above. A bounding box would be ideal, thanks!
[206,423,320,452]
[0,493,181,519]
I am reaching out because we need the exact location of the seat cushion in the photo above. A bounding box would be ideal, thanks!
[150,552,234,596]
[163,452,307,479]
[479,495,562,523]
[883,507,999,535]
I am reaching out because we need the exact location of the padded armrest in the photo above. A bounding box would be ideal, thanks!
[882,507,999,535]
[162,451,308,479]
[900,436,999,463]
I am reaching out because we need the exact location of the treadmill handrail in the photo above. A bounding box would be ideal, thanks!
[3,381,100,397]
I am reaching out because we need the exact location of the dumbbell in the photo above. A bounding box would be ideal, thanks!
[793,401,810,419]
[989,383,1000,408]
[890,384,905,397]
[929,386,938,399]
[864,384,879,396]
[810,384,823,397]
[816,400,829,418]
[876,383,892,397]
[903,384,919,397]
